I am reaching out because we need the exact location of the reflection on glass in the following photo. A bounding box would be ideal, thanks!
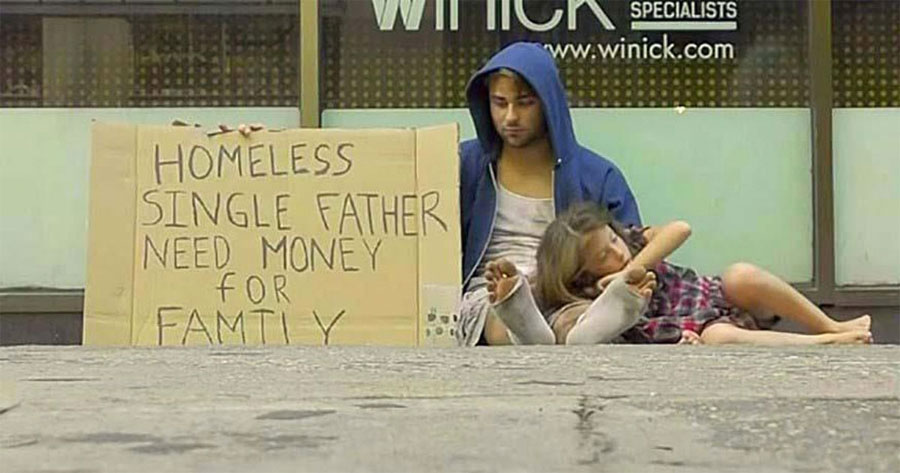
[321,0,809,109]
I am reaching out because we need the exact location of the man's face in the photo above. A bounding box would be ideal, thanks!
[488,75,547,149]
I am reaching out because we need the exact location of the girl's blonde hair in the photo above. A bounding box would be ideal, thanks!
[534,202,641,310]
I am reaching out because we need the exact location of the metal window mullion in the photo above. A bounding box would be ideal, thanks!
[808,0,836,305]
[299,0,319,128]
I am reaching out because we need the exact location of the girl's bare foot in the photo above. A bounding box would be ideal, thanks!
[485,259,519,303]
[678,329,702,345]
[623,267,656,300]
[832,315,871,333]
[818,330,873,345]
[585,267,656,300]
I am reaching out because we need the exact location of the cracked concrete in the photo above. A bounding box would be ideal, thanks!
[0,345,898,472]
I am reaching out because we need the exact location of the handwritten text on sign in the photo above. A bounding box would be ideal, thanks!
[128,128,455,346]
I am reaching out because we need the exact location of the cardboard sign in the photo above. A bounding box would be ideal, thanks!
[84,123,460,347]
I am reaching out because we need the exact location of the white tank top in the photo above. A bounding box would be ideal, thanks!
[468,183,554,291]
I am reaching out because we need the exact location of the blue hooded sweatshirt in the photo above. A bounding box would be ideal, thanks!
[460,42,641,290]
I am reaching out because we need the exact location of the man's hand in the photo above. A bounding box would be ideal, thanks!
[216,123,265,137]
[170,119,201,128]
[171,120,265,137]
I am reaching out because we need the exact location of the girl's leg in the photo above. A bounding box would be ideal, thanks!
[480,259,517,345]
[558,268,656,345]
[721,263,870,334]
[678,330,701,345]
[459,288,511,346]
[700,323,872,346]
[483,312,513,345]
[550,304,586,344]
[486,259,555,345]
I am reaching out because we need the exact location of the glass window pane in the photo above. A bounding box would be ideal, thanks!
[1,11,299,107]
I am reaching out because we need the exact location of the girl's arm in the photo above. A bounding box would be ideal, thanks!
[598,221,691,288]
[631,220,692,269]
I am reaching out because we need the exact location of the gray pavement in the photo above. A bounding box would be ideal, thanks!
[1,345,898,473]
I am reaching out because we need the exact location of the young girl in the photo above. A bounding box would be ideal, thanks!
[486,202,872,345]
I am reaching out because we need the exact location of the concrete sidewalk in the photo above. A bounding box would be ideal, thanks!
[1,345,898,472]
